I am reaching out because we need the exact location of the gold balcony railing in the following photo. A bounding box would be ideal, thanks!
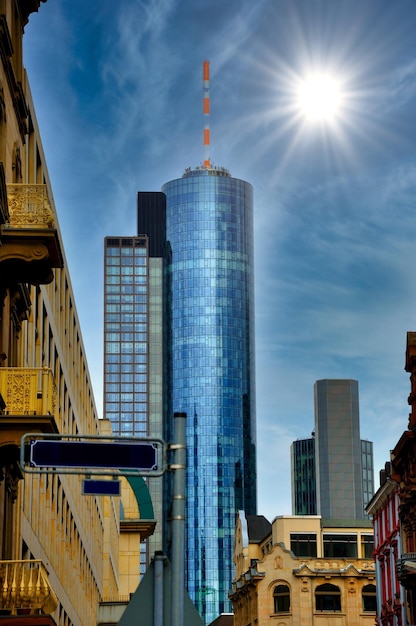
[5,184,55,229]
[0,560,58,615]
[0,184,63,286]
[0,367,56,416]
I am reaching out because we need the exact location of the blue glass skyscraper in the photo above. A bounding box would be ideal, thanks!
[162,166,256,623]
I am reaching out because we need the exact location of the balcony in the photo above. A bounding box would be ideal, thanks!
[0,560,58,616]
[0,184,63,286]
[396,553,416,586]
[0,368,58,448]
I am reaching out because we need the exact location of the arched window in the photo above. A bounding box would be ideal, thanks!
[362,584,377,612]
[315,583,341,611]
[273,584,290,613]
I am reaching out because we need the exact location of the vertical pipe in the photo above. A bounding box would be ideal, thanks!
[203,61,210,168]
[171,412,186,626]
[154,552,165,626]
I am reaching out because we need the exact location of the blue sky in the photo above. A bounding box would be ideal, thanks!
[24,0,416,521]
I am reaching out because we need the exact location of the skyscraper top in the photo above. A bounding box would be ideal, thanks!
[182,165,230,178]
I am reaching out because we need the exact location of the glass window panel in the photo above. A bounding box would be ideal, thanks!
[273,585,290,613]
[323,535,357,558]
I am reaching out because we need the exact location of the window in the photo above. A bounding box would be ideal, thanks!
[362,584,376,612]
[361,535,374,559]
[323,534,357,558]
[290,533,317,557]
[273,584,290,613]
[315,583,341,611]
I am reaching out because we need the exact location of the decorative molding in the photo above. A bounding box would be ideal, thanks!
[6,184,55,228]
[0,241,49,263]
[0,367,56,415]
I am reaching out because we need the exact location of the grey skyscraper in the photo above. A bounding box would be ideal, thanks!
[291,380,374,519]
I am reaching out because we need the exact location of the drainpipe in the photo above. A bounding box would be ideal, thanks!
[154,551,165,626]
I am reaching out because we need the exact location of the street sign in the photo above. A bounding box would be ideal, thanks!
[82,479,121,496]
[29,439,158,471]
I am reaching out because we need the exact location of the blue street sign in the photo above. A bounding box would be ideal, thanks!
[29,440,158,472]
[82,479,121,496]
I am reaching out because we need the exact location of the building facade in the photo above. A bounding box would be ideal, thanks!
[0,2,137,625]
[363,332,416,626]
[366,463,405,626]
[231,512,376,626]
[386,332,416,625]
[162,166,256,622]
[292,380,374,519]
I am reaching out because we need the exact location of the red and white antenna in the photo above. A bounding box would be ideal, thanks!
[203,60,210,168]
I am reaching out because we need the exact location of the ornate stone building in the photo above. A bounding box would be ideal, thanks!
[387,331,416,625]
[366,463,404,626]
[230,512,376,626]
[0,2,150,625]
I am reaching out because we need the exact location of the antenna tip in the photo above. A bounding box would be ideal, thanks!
[203,60,210,81]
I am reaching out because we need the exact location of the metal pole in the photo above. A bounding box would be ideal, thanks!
[154,551,165,626]
[170,412,186,626]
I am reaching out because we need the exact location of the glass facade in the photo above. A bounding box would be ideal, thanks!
[104,237,149,438]
[104,237,150,575]
[104,233,167,570]
[291,437,317,515]
[162,167,256,623]
[361,439,375,513]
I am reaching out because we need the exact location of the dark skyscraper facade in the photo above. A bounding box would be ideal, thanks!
[291,437,317,515]
[162,166,256,622]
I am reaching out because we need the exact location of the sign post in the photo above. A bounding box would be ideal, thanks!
[20,433,166,477]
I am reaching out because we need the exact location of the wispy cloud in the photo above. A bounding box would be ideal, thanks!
[386,58,416,111]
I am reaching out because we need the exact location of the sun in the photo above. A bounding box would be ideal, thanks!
[296,73,343,122]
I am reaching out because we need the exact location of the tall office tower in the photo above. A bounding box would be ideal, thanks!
[162,165,256,623]
[104,193,167,570]
[315,379,367,519]
[136,191,169,561]
[104,235,152,577]
[291,380,374,519]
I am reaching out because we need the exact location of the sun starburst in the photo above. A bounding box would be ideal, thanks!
[296,73,343,122]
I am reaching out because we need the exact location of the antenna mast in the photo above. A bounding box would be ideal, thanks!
[203,60,210,168]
